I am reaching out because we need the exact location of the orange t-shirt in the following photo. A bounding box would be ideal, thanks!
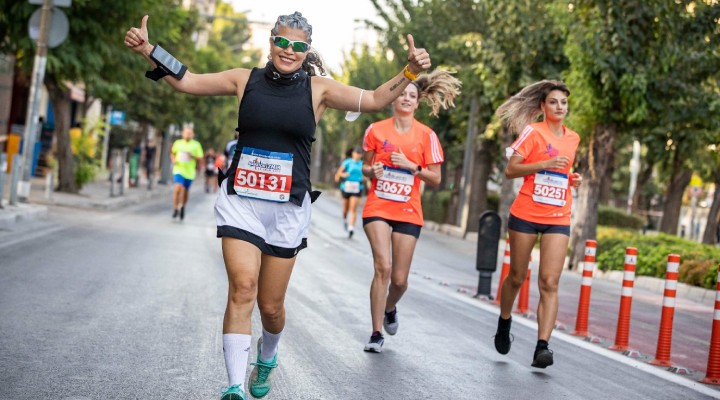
[507,121,580,225]
[362,117,444,226]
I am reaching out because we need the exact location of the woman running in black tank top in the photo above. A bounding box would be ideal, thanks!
[125,11,434,400]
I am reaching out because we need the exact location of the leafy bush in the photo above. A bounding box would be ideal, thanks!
[422,189,452,223]
[596,227,720,289]
[71,118,103,189]
[598,206,644,230]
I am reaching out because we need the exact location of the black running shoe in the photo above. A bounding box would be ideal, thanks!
[531,347,554,368]
[363,333,384,353]
[172,209,179,219]
[180,207,185,220]
[348,229,354,239]
[494,316,513,355]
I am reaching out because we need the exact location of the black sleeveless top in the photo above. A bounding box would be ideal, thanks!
[225,63,317,207]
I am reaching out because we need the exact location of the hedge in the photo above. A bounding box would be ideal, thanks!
[596,227,719,289]
[597,206,644,230]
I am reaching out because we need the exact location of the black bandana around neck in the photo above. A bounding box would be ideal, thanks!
[264,62,307,86]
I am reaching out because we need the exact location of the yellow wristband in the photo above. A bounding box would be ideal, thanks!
[403,65,417,81]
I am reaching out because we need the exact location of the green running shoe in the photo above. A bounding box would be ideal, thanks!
[249,338,278,398]
[220,384,246,400]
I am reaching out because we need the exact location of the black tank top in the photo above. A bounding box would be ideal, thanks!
[226,63,317,206]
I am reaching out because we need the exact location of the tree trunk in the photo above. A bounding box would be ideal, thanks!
[568,124,617,270]
[659,149,692,235]
[702,167,720,244]
[498,123,516,239]
[445,165,462,225]
[46,75,77,193]
[631,160,655,212]
[598,149,615,206]
[467,137,496,232]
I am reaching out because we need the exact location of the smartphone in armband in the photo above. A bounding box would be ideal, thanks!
[150,45,187,80]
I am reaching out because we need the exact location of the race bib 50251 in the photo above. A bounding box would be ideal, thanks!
[234,147,293,202]
[532,170,568,207]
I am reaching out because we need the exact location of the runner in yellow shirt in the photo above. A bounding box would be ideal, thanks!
[171,127,204,220]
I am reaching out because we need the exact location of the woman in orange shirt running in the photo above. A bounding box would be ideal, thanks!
[493,80,582,368]
[361,70,460,352]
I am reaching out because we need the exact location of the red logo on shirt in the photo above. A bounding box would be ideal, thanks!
[544,144,559,157]
[382,140,396,153]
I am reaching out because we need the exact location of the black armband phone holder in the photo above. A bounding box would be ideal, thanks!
[145,44,187,81]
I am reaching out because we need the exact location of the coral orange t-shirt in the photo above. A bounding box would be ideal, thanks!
[362,117,444,226]
[507,121,580,226]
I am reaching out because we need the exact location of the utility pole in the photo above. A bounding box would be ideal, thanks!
[17,0,53,201]
[456,98,479,234]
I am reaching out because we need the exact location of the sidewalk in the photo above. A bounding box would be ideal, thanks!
[0,170,172,230]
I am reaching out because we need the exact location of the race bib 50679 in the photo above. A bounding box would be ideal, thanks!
[375,166,414,202]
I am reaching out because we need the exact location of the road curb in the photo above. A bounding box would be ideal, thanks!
[0,203,48,230]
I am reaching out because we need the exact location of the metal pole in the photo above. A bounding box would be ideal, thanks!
[45,171,53,200]
[101,105,112,171]
[627,140,640,214]
[9,154,21,205]
[17,0,53,202]
[456,97,479,232]
[119,147,127,196]
[109,149,116,197]
[0,153,7,208]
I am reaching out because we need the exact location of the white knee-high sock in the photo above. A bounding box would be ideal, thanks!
[223,333,252,388]
[260,328,283,362]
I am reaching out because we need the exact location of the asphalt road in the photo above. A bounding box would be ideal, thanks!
[0,190,717,399]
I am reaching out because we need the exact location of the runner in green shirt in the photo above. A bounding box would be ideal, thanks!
[171,127,204,220]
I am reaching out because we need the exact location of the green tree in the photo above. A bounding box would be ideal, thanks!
[0,0,192,192]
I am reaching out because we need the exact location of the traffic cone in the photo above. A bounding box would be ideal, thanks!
[571,240,597,337]
[649,254,680,367]
[701,269,720,384]
[609,247,638,352]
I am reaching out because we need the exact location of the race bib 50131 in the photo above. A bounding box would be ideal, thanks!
[234,147,293,202]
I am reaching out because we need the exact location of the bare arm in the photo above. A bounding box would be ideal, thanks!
[389,151,442,187]
[125,15,247,97]
[334,165,348,183]
[318,34,431,114]
[504,153,570,179]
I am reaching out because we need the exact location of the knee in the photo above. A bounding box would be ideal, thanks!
[538,275,559,293]
[258,301,284,322]
[390,277,408,292]
[228,278,257,307]
[373,262,392,282]
[505,270,527,289]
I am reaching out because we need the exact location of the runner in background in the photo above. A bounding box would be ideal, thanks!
[334,146,364,238]
[204,148,218,193]
[361,70,460,352]
[170,126,204,220]
[493,80,581,368]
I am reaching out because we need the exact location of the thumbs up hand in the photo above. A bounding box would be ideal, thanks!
[125,15,152,55]
[405,34,431,75]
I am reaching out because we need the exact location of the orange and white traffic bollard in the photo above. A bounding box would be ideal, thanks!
[493,236,511,304]
[609,247,638,352]
[571,240,597,337]
[649,254,680,367]
[514,266,531,315]
[701,269,720,384]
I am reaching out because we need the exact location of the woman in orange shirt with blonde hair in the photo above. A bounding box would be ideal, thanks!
[493,80,581,368]
[361,70,460,353]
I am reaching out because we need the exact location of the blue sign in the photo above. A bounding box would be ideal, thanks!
[109,110,125,126]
